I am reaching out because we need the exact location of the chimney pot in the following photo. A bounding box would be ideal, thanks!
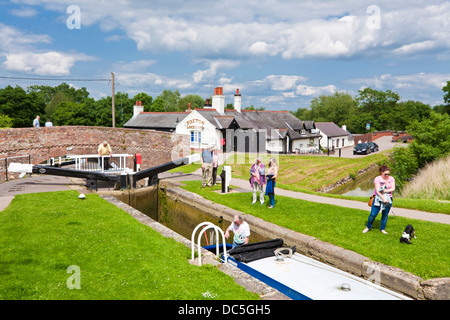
[234,89,242,113]
[212,87,225,115]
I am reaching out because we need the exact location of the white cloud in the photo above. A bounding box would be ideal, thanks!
[9,7,38,18]
[348,72,450,105]
[349,72,450,91]
[113,60,157,72]
[4,0,449,108]
[296,84,337,96]
[192,59,240,84]
[0,23,95,76]
[116,72,193,91]
[0,23,51,51]
[3,51,93,76]
[264,75,308,91]
[9,0,450,61]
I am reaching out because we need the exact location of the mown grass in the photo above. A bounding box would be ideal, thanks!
[181,181,450,280]
[223,152,390,191]
[0,190,258,300]
[176,155,450,214]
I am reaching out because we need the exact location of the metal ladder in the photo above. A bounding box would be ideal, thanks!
[191,222,228,266]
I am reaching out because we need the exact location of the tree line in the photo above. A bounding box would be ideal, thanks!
[292,83,449,192]
[0,81,448,194]
[0,83,269,128]
[2,82,447,132]
[292,82,450,133]
[0,84,209,128]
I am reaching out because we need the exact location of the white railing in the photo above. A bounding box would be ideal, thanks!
[69,154,134,173]
[191,222,228,266]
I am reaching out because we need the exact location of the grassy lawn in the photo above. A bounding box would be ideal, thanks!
[0,190,258,300]
[177,154,450,214]
[223,152,390,192]
[181,181,450,280]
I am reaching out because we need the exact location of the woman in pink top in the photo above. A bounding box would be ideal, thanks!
[363,165,396,234]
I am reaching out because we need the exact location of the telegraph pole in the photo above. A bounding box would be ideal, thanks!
[111,72,116,128]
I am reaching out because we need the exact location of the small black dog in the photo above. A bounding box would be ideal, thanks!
[400,224,416,244]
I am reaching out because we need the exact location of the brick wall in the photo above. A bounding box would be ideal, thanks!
[0,126,189,182]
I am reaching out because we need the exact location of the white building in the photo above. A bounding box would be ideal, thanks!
[125,87,322,154]
[315,122,352,150]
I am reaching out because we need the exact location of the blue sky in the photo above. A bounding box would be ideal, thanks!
[0,0,449,111]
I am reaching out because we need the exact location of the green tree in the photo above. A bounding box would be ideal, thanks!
[443,81,450,106]
[356,88,400,131]
[434,81,450,114]
[243,105,265,111]
[292,107,313,121]
[46,91,73,118]
[407,111,450,168]
[150,97,165,112]
[308,92,357,126]
[28,83,89,105]
[0,114,13,128]
[389,146,419,189]
[177,94,205,111]
[346,112,375,133]
[133,92,153,110]
[0,85,45,127]
[51,101,92,126]
[394,101,431,131]
[157,89,181,112]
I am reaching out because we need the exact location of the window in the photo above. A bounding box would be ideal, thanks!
[190,131,201,144]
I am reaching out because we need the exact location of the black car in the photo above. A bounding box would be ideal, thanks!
[368,142,379,153]
[353,143,371,155]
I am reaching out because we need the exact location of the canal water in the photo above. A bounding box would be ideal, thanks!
[329,169,378,197]
[118,186,270,247]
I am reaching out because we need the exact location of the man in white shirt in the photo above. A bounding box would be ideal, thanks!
[33,115,40,128]
[225,215,250,248]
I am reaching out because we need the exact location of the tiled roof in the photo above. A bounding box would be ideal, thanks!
[124,108,322,140]
[315,122,349,137]
[124,112,188,129]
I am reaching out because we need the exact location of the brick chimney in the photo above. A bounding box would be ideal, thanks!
[133,101,144,117]
[234,89,241,113]
[212,87,225,115]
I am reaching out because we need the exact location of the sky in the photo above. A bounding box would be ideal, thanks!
[0,0,449,111]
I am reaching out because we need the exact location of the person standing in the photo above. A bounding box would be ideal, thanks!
[265,157,278,208]
[45,119,53,131]
[33,115,40,128]
[250,157,266,205]
[98,141,112,171]
[45,119,53,128]
[212,148,219,186]
[225,215,250,249]
[201,145,213,187]
[363,165,396,234]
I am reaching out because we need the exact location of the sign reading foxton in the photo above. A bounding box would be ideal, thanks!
[186,118,205,130]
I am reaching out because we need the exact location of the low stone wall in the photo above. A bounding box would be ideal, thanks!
[99,192,290,300]
[159,179,449,300]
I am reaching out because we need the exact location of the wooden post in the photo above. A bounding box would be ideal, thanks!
[111,72,115,128]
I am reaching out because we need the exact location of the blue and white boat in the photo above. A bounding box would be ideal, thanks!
[204,239,410,300]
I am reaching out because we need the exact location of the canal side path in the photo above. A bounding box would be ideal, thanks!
[159,170,450,225]
[0,167,448,299]
[0,170,448,225]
